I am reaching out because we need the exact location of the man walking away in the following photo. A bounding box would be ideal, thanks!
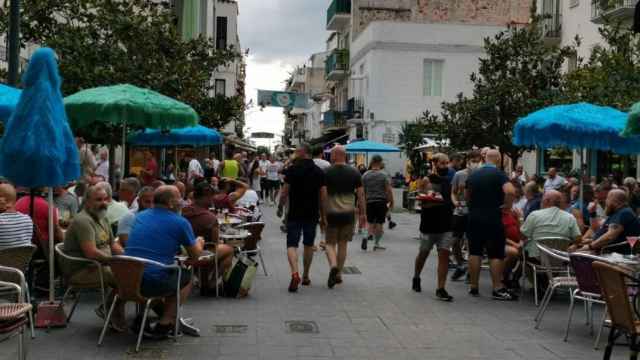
[324,146,365,288]
[362,155,394,251]
[450,150,482,281]
[465,149,517,301]
[278,144,327,292]
[412,153,454,301]
[312,146,331,172]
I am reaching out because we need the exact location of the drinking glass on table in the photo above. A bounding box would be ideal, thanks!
[627,236,639,254]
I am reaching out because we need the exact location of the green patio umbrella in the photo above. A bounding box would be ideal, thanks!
[622,102,640,137]
[64,84,199,181]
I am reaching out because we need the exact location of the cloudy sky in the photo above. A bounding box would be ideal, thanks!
[238,1,329,147]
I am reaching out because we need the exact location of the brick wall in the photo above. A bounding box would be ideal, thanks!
[354,0,533,37]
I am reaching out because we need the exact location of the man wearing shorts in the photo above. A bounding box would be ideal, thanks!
[465,150,516,301]
[278,144,327,292]
[323,146,365,288]
[266,155,282,205]
[412,153,454,301]
[449,150,482,281]
[126,186,205,337]
[362,155,394,251]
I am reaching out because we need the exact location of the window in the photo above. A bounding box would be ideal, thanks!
[568,54,578,72]
[216,16,228,49]
[200,0,208,36]
[423,59,444,96]
[215,79,226,96]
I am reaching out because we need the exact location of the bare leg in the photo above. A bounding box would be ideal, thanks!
[489,259,505,290]
[337,241,348,272]
[437,249,450,289]
[159,282,192,326]
[302,245,314,280]
[468,255,482,289]
[414,249,430,278]
[452,236,465,266]
[287,247,299,274]
[325,242,337,268]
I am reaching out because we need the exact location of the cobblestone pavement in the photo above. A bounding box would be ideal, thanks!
[1,205,626,359]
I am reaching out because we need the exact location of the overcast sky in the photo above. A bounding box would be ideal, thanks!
[238,1,328,146]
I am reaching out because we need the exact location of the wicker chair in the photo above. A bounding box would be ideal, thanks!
[0,245,36,338]
[54,243,107,323]
[592,261,640,360]
[0,280,32,360]
[233,222,267,276]
[534,244,576,329]
[98,255,182,352]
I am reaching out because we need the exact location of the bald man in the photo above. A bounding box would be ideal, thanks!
[125,185,204,337]
[576,189,640,253]
[0,184,34,250]
[521,190,581,258]
[465,149,516,300]
[323,146,365,288]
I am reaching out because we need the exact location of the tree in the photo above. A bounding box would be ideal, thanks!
[424,10,574,169]
[565,21,640,110]
[256,146,270,155]
[0,0,241,138]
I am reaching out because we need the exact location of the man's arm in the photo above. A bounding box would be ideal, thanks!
[586,224,624,250]
[385,181,394,210]
[356,186,366,225]
[277,183,289,218]
[185,237,205,259]
[228,178,248,205]
[451,176,463,208]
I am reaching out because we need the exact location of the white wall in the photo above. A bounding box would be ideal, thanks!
[557,0,602,61]
[214,0,240,97]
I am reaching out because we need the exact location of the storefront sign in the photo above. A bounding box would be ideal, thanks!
[257,90,307,108]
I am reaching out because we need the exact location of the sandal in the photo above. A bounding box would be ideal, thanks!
[302,277,311,286]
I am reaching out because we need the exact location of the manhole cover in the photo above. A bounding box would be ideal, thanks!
[285,320,318,334]
[214,325,248,334]
[342,266,361,274]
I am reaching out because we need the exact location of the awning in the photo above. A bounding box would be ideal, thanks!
[225,136,257,152]
[308,132,349,147]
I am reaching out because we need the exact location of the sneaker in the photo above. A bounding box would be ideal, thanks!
[412,277,421,292]
[468,288,479,297]
[361,237,368,251]
[436,288,453,302]
[492,288,517,301]
[373,245,386,251]
[288,274,301,293]
[328,268,339,289]
[144,322,173,340]
[451,267,467,282]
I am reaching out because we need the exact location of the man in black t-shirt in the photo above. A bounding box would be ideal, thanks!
[465,150,516,301]
[323,146,365,289]
[278,144,327,292]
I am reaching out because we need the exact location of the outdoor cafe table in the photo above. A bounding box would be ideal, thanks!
[174,250,217,335]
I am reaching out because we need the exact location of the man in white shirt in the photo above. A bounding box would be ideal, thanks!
[258,153,270,200]
[0,184,33,250]
[210,155,220,175]
[95,149,109,182]
[187,154,204,185]
[312,146,331,172]
[543,168,567,192]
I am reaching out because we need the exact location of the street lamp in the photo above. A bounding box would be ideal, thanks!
[8,0,21,86]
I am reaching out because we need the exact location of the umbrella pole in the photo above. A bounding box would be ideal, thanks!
[580,149,584,210]
[48,188,54,302]
[121,121,126,179]
[175,146,178,180]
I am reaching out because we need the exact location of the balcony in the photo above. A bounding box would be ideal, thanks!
[325,49,349,81]
[591,0,638,24]
[327,0,351,31]
[321,110,349,132]
[346,97,364,123]
[542,12,562,46]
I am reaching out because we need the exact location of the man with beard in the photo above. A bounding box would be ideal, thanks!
[62,185,126,330]
[575,189,640,254]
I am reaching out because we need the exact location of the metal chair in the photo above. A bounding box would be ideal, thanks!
[534,244,576,329]
[592,261,640,360]
[98,255,182,352]
[234,222,267,276]
[54,243,107,323]
[523,236,571,305]
[0,245,36,338]
[565,252,607,348]
[0,280,32,360]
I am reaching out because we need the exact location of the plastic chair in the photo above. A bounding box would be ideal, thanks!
[98,255,182,352]
[0,245,36,338]
[0,280,32,360]
[534,244,576,329]
[54,243,107,323]
[523,236,571,305]
[565,252,607,347]
[233,222,267,276]
[592,261,640,360]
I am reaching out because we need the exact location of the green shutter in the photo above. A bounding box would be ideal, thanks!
[181,0,201,41]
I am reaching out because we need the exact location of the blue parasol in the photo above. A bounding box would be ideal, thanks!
[129,125,222,147]
[0,48,80,307]
[345,140,401,153]
[0,83,22,123]
[513,103,640,154]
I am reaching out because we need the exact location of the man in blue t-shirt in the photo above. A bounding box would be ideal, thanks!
[126,185,204,337]
[576,189,640,254]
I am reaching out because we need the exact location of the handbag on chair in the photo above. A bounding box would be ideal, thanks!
[223,255,257,298]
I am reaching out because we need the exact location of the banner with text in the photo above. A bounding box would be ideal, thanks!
[257,90,308,108]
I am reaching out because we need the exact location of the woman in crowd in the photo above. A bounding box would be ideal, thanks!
[502,186,523,290]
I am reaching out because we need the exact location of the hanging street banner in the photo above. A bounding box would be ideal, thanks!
[251,132,275,139]
[257,90,308,108]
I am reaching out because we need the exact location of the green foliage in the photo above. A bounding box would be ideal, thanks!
[398,114,433,177]
[565,22,640,111]
[0,0,241,142]
[423,12,574,169]
[256,146,270,155]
